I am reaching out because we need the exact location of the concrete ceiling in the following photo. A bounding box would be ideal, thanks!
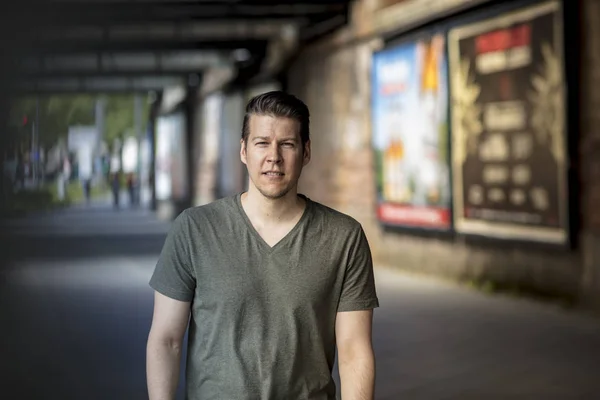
[1,0,351,94]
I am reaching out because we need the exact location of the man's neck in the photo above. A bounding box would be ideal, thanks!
[241,187,305,225]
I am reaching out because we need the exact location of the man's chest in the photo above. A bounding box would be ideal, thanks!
[191,237,346,312]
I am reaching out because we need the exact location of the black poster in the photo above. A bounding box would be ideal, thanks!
[448,0,568,243]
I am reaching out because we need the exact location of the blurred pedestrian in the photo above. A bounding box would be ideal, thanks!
[111,172,120,209]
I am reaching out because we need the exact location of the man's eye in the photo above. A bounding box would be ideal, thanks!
[256,142,268,145]
[282,143,294,147]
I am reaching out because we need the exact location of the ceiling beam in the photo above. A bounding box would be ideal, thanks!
[15,38,270,56]
[7,3,348,27]
[21,20,303,42]
[39,0,348,4]
[11,51,230,78]
[9,75,187,95]
[299,13,348,42]
[14,70,209,80]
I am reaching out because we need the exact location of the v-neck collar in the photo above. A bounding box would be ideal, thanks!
[234,192,312,253]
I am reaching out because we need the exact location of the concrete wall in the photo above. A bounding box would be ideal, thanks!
[287,0,591,302]
[580,0,600,307]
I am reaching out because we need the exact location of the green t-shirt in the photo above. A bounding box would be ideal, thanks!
[149,193,379,400]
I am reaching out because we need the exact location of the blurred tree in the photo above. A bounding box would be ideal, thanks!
[8,93,150,152]
[104,94,150,148]
[105,95,133,145]
[8,95,96,149]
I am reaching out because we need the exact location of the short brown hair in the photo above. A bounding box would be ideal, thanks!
[241,91,310,146]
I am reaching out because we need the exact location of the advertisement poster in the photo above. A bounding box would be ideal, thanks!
[372,33,452,229]
[448,0,568,243]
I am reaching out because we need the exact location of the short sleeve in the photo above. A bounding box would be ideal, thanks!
[337,225,380,312]
[149,209,196,302]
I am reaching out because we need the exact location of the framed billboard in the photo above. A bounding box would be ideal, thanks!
[448,0,568,243]
[372,32,452,229]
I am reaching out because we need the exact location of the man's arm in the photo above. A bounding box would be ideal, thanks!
[146,291,191,400]
[336,309,376,400]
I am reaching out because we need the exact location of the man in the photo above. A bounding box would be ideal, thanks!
[146,91,379,400]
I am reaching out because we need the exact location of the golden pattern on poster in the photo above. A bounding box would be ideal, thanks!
[452,58,483,165]
[529,43,565,165]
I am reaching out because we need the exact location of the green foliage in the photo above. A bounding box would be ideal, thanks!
[104,94,150,145]
[8,93,150,151]
[8,95,96,148]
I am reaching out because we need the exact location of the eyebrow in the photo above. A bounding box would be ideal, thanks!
[252,136,298,142]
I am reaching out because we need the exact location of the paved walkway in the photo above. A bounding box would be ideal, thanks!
[1,202,600,399]
[1,193,170,237]
[370,268,600,399]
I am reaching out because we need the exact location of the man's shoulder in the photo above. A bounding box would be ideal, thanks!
[307,197,363,233]
[178,195,238,224]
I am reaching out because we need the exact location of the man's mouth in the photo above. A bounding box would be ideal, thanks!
[263,172,284,176]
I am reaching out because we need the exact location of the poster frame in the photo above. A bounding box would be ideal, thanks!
[446,0,571,245]
[372,25,455,234]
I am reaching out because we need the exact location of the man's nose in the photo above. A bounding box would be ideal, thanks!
[267,144,282,163]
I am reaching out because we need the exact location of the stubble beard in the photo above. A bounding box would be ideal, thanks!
[256,183,291,200]
[247,173,294,200]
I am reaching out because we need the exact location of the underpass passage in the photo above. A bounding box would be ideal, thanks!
[0,0,598,398]
[1,204,600,399]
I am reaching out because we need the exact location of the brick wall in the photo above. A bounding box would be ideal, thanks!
[286,0,586,301]
[288,41,379,233]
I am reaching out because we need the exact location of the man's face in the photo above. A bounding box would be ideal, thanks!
[240,114,311,200]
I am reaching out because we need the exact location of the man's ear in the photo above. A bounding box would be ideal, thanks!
[240,139,247,165]
[303,140,311,166]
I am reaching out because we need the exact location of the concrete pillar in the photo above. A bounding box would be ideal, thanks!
[580,0,600,308]
[217,92,245,198]
[194,93,223,206]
